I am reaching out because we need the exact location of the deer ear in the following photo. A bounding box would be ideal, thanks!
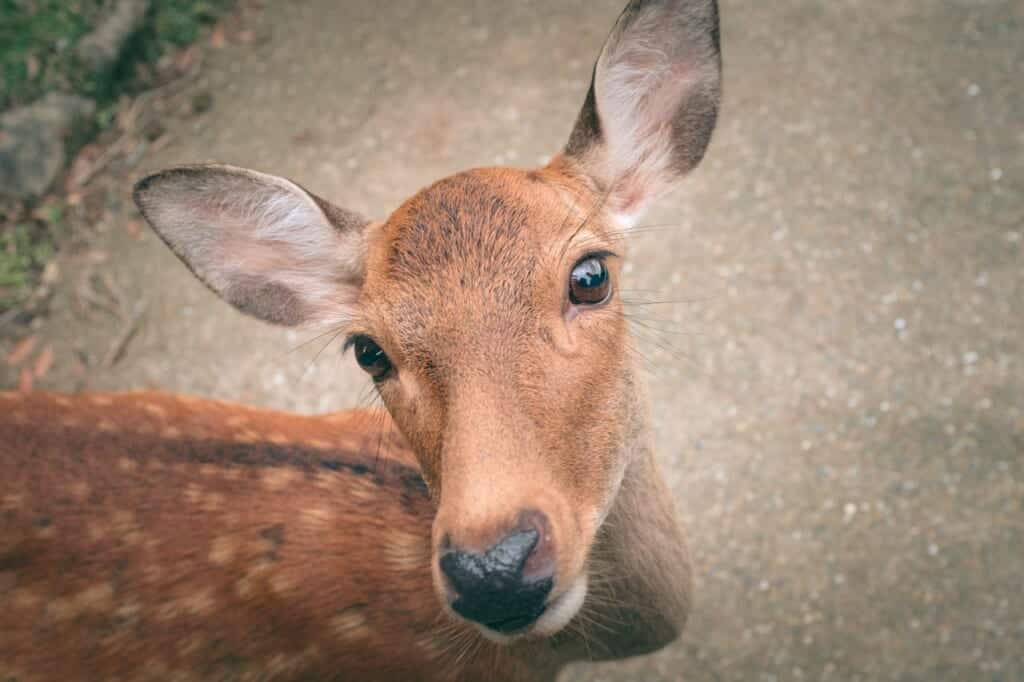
[133,164,369,328]
[564,0,721,225]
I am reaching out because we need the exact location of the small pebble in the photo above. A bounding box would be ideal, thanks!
[191,91,214,115]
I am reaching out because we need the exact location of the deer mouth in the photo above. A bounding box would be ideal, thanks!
[531,573,588,636]
[472,573,589,643]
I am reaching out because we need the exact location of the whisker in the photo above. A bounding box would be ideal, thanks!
[304,326,349,374]
[621,296,711,307]
[282,322,349,357]
[561,185,614,262]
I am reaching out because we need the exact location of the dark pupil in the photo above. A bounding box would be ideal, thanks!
[353,336,391,378]
[573,259,606,289]
[570,257,610,305]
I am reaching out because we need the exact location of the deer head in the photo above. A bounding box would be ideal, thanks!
[134,0,720,643]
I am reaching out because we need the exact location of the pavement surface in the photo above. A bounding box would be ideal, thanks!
[2,1,1022,680]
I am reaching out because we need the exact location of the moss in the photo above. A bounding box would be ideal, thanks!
[1,1,233,110]
[0,0,235,316]
[0,203,66,310]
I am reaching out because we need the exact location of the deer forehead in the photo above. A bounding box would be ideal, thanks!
[372,168,601,286]
[359,168,609,350]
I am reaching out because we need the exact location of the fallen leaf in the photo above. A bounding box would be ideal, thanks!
[210,23,226,48]
[135,61,156,86]
[124,220,142,239]
[116,96,137,131]
[33,345,54,378]
[151,133,174,152]
[6,336,36,366]
[173,46,196,71]
[41,261,59,285]
[237,29,255,43]
[18,368,34,393]
[26,55,40,79]
[65,144,101,190]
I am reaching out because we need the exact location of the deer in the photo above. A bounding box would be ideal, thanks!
[0,1,721,680]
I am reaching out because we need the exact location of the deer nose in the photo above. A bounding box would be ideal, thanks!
[439,517,554,633]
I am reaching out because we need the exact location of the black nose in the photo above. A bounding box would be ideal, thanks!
[439,527,554,633]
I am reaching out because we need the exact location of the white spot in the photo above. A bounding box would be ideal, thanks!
[142,403,167,417]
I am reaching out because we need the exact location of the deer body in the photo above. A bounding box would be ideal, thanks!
[1,391,686,681]
[1,1,720,679]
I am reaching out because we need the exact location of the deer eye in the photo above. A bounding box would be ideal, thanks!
[569,256,611,305]
[351,335,392,380]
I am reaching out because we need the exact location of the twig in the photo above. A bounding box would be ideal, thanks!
[102,299,147,367]
[75,266,121,319]
[99,271,128,320]
[70,52,205,189]
[0,306,21,331]
[71,136,132,188]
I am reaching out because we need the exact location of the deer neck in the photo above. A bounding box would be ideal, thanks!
[527,374,692,668]
[601,445,692,646]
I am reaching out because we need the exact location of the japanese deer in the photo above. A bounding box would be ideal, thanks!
[0,1,721,679]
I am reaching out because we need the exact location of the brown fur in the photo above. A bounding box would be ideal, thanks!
[0,391,685,681]
[1,1,720,678]
[356,167,630,588]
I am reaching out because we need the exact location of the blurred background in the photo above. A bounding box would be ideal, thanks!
[1,1,1021,680]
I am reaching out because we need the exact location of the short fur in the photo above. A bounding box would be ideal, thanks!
[1,1,720,679]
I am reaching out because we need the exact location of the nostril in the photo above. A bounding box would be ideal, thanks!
[514,509,554,577]
[439,550,486,594]
[485,527,538,576]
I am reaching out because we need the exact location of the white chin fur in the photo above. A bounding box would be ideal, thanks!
[532,573,588,637]
[472,573,589,644]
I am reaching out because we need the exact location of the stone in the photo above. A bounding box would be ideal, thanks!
[0,93,95,200]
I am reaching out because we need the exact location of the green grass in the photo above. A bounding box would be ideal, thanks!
[0,0,105,110]
[0,0,234,315]
[1,1,233,110]
[0,205,65,311]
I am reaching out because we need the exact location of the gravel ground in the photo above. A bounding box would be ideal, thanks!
[2,1,1022,680]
